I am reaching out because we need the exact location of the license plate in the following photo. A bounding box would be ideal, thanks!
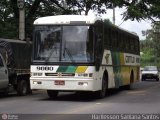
[54,80,65,85]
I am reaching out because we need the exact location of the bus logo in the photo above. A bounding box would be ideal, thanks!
[58,73,62,76]
[105,54,110,64]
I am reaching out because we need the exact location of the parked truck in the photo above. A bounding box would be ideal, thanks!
[0,38,32,96]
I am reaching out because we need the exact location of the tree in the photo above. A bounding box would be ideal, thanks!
[65,0,108,15]
[0,0,111,39]
[1,0,160,39]
[0,0,75,39]
[0,0,18,38]
[140,22,160,66]
[113,0,160,22]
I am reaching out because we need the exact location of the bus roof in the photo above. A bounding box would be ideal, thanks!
[34,15,100,25]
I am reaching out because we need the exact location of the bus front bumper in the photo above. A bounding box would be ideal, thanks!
[30,77,97,91]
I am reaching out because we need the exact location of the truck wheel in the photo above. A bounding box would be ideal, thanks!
[1,88,9,96]
[47,90,58,99]
[17,80,27,96]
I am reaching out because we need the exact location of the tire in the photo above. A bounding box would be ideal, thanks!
[122,84,131,90]
[0,88,8,96]
[47,90,58,99]
[17,80,28,96]
[96,75,107,99]
[156,77,159,81]
[141,76,145,81]
[126,71,134,90]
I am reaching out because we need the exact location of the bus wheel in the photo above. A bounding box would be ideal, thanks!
[156,78,159,81]
[96,75,107,99]
[123,71,134,90]
[47,90,58,99]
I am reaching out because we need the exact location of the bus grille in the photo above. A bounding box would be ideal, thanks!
[45,73,75,77]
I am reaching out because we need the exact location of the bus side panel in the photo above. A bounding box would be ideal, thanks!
[101,50,116,89]
[101,50,140,89]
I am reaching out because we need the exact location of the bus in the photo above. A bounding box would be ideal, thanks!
[30,15,140,99]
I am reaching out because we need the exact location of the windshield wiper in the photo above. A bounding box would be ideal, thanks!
[63,47,75,63]
[45,46,58,62]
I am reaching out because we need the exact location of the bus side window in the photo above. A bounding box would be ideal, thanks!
[126,36,130,53]
[136,39,139,53]
[123,34,127,52]
[132,38,135,53]
[135,38,139,54]
[130,38,134,53]
[112,30,116,50]
[129,37,132,52]
[119,33,123,52]
[104,27,109,48]
[108,29,112,48]
[115,31,118,50]
[110,30,114,49]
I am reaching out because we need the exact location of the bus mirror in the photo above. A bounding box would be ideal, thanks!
[95,58,100,71]
[95,40,101,71]
[95,53,100,71]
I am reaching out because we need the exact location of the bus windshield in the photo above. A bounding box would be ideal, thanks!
[33,25,94,63]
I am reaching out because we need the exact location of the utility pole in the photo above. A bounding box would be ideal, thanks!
[113,4,115,25]
[17,0,25,40]
[62,0,67,8]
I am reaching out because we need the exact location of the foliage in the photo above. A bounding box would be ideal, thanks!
[103,19,112,25]
[140,45,154,67]
[0,0,18,38]
[113,0,160,22]
[0,0,108,39]
[0,0,160,39]
[140,22,160,67]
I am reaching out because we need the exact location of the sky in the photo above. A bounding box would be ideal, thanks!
[89,7,152,40]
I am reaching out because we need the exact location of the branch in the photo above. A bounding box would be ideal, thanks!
[49,0,66,11]
[27,0,42,19]
[10,0,19,18]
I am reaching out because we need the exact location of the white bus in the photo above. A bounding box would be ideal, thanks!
[30,15,140,99]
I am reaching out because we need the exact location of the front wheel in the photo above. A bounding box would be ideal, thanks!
[47,90,58,99]
[156,77,159,81]
[96,75,107,99]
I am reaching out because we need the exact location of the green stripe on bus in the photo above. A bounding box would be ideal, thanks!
[57,66,68,72]
[66,66,77,73]
[111,51,123,87]
[56,66,77,73]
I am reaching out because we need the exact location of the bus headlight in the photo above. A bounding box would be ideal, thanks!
[78,82,88,86]
[77,73,93,77]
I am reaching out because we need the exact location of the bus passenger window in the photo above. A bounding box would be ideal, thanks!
[126,36,130,52]
[108,29,111,48]
[135,39,138,53]
[115,31,118,49]
[124,39,127,52]
[119,33,123,51]
[104,27,110,48]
